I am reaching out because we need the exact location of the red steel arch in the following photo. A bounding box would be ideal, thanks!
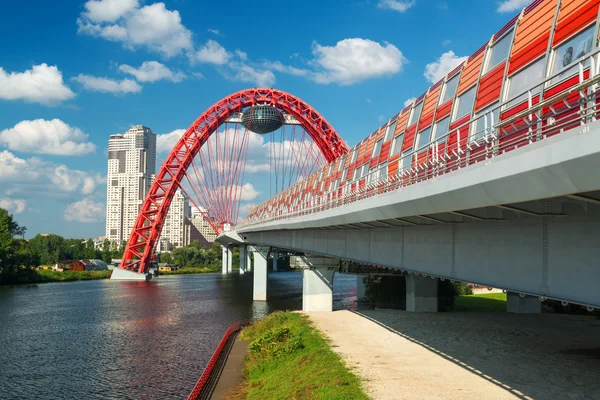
[120,88,349,273]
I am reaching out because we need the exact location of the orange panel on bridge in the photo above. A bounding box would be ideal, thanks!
[553,0,600,46]
[475,61,506,111]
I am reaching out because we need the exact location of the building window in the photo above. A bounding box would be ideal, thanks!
[408,101,424,125]
[551,25,595,83]
[453,87,476,121]
[506,56,546,107]
[371,139,383,158]
[378,163,388,180]
[341,168,348,181]
[391,133,404,156]
[485,29,514,73]
[472,104,500,142]
[353,167,360,180]
[351,148,358,163]
[416,126,433,150]
[361,163,369,178]
[384,119,397,142]
[433,117,450,142]
[440,73,460,104]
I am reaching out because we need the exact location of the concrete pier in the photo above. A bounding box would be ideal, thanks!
[252,247,268,301]
[272,252,278,271]
[246,248,252,272]
[357,275,367,302]
[221,246,231,275]
[406,274,438,312]
[111,268,152,280]
[239,246,246,275]
[300,256,338,312]
[506,291,541,313]
[227,247,232,273]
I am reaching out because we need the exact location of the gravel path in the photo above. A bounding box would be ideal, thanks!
[307,310,600,400]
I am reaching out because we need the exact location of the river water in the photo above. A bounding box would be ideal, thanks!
[0,271,357,399]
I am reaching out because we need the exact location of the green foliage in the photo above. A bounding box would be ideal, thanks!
[454,293,507,312]
[159,266,219,275]
[238,311,369,400]
[166,243,222,268]
[0,208,38,281]
[0,268,112,285]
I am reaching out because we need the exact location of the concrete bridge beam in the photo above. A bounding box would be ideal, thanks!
[507,291,541,313]
[406,274,438,312]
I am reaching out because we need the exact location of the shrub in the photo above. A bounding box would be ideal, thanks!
[249,326,304,359]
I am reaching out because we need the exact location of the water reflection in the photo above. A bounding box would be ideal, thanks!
[0,271,356,399]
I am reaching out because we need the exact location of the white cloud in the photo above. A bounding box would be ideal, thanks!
[156,128,185,153]
[77,2,193,57]
[64,198,105,223]
[192,40,232,65]
[497,0,530,13]
[0,150,105,197]
[424,50,468,84]
[265,61,309,77]
[73,74,142,94]
[119,60,186,82]
[0,198,27,214]
[239,183,260,201]
[0,63,75,105]
[404,97,416,107]
[208,28,221,36]
[227,62,276,87]
[0,119,96,156]
[442,39,452,47]
[377,0,415,12]
[235,50,248,61]
[82,0,138,22]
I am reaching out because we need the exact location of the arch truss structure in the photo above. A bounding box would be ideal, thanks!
[120,88,349,274]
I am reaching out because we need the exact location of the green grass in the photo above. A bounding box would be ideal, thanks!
[0,269,112,285]
[454,293,507,312]
[159,266,219,275]
[236,311,369,400]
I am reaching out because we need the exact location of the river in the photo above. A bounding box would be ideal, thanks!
[0,271,358,399]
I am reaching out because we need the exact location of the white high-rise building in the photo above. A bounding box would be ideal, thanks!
[190,206,218,243]
[157,189,191,251]
[106,125,156,244]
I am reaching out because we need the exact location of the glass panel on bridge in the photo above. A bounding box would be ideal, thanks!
[433,117,450,142]
[384,120,397,142]
[472,104,500,142]
[378,163,388,180]
[453,86,476,121]
[409,101,424,125]
[485,29,514,74]
[351,148,358,163]
[391,133,404,156]
[440,73,460,104]
[372,139,383,158]
[505,56,546,108]
[551,25,594,84]
[416,127,433,150]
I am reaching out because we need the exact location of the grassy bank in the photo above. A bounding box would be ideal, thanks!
[232,311,368,400]
[0,269,112,285]
[160,266,219,275]
[454,293,507,312]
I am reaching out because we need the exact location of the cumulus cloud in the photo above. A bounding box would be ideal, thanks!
[0,64,75,105]
[156,128,185,153]
[119,60,186,82]
[424,50,468,84]
[0,150,105,198]
[73,74,142,94]
[0,119,96,155]
[239,183,260,201]
[404,97,416,107]
[377,0,415,12]
[82,0,138,22]
[64,198,105,223]
[77,1,192,57]
[0,198,27,214]
[192,40,232,64]
[226,62,276,87]
[270,38,406,85]
[497,0,530,12]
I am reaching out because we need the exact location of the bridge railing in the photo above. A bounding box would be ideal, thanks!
[241,49,600,227]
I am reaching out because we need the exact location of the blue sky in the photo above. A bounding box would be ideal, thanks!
[0,0,531,238]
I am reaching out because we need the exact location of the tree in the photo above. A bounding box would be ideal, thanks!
[101,239,112,263]
[0,208,37,281]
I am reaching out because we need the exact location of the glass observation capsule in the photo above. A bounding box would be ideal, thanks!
[241,105,284,134]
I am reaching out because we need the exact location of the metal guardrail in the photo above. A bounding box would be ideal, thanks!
[187,319,254,400]
[242,50,600,227]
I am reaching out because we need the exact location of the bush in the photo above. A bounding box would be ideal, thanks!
[249,326,304,359]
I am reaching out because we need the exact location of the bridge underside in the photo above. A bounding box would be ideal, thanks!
[239,123,600,308]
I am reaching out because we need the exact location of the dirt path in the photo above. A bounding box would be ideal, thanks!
[307,310,600,400]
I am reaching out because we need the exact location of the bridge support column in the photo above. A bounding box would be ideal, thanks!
[239,246,247,275]
[272,252,278,271]
[246,248,252,272]
[357,275,367,302]
[507,292,541,313]
[301,256,338,312]
[252,247,269,301]
[221,246,231,275]
[227,246,233,273]
[406,274,438,312]
[111,268,152,280]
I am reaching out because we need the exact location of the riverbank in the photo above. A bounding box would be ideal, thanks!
[308,310,600,399]
[0,269,112,285]
[160,266,219,275]
[226,311,368,400]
